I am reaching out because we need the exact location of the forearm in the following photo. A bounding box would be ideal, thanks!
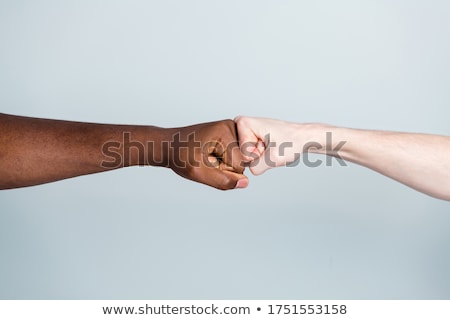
[305,124,450,200]
[0,113,169,189]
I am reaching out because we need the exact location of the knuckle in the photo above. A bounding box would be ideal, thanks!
[223,119,235,126]
[216,174,235,190]
[234,116,246,128]
[223,119,236,134]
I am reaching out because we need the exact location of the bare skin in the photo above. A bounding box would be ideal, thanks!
[235,116,450,201]
[0,113,248,190]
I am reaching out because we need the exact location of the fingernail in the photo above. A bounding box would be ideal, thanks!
[235,179,248,189]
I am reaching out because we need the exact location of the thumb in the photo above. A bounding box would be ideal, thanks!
[200,167,249,190]
[248,149,273,175]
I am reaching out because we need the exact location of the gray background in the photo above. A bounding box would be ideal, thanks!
[0,0,449,299]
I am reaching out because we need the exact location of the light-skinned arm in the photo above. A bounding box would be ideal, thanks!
[235,116,450,201]
[0,113,248,190]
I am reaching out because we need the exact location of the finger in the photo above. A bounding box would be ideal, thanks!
[248,150,273,176]
[229,141,246,173]
[234,116,263,162]
[223,124,246,174]
[195,166,249,190]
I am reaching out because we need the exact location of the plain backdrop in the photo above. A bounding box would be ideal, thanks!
[0,0,449,299]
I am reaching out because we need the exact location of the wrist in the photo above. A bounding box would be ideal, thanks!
[144,126,175,167]
[301,124,354,162]
[294,123,333,154]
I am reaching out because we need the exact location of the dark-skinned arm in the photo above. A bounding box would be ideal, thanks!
[0,113,248,190]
